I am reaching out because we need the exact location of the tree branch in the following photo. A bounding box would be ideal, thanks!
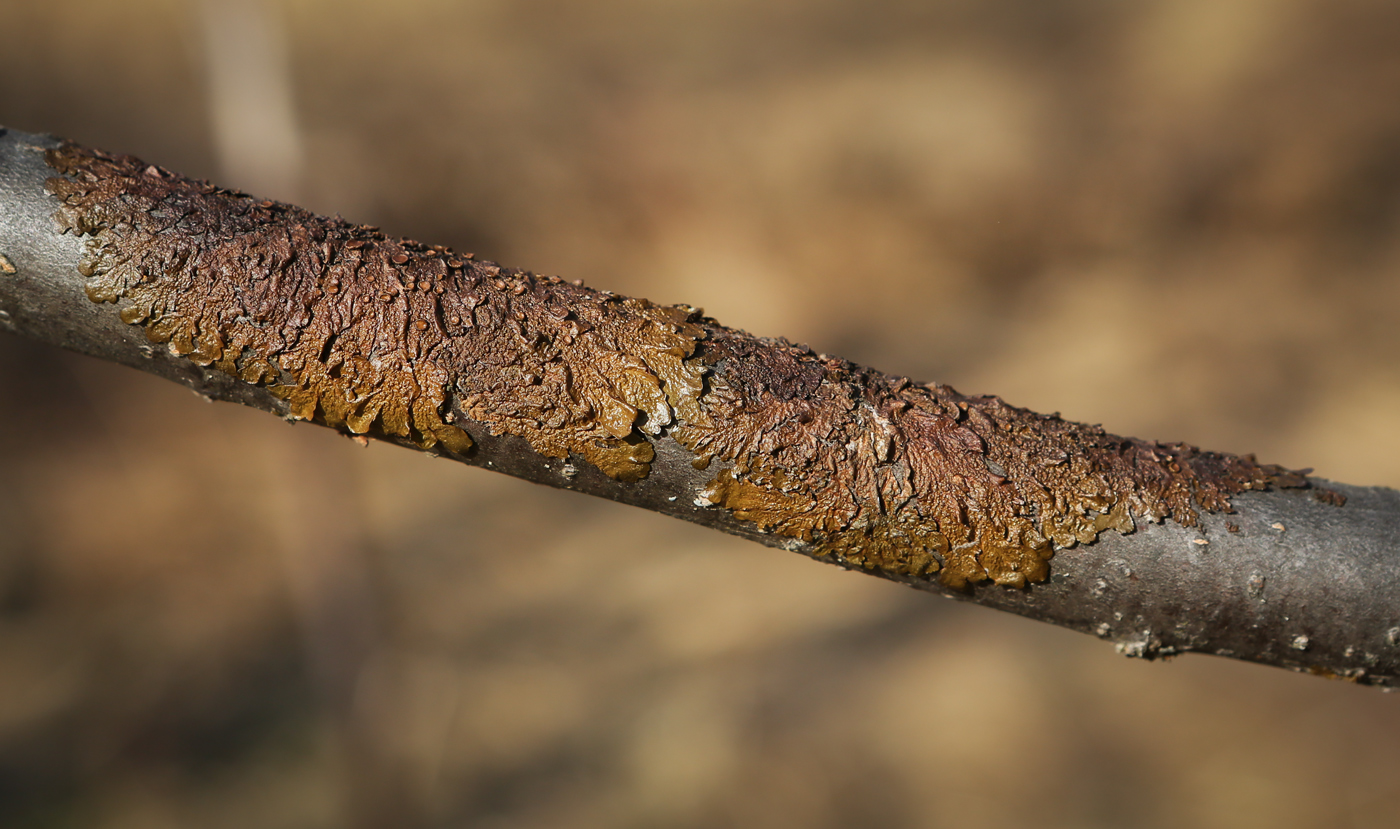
[2,126,1397,686]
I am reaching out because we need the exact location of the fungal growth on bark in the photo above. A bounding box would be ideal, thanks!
[45,141,1319,590]
[4,126,1392,686]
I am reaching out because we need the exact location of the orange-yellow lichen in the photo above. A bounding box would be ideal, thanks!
[47,140,1319,590]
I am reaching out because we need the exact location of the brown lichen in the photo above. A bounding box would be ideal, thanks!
[1314,488,1348,507]
[675,328,1311,589]
[47,140,1318,590]
[46,143,704,479]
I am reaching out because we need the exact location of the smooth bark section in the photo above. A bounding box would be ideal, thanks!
[2,126,1397,686]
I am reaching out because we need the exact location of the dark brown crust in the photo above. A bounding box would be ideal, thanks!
[45,143,706,483]
[45,141,1320,590]
[681,329,1315,587]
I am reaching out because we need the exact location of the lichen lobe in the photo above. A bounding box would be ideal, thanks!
[44,143,706,480]
[676,331,1315,589]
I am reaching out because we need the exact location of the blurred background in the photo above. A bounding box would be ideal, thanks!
[2,0,1400,826]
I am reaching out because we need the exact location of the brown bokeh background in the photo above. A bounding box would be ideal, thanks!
[3,1,1400,827]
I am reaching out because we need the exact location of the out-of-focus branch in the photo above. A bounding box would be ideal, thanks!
[2,127,1397,687]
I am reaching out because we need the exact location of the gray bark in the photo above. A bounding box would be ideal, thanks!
[3,126,1397,687]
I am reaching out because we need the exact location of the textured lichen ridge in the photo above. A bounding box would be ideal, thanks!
[47,141,1317,590]
[678,329,1316,587]
[45,143,704,481]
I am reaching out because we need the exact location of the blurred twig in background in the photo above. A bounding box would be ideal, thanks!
[193,2,418,824]
[195,0,303,203]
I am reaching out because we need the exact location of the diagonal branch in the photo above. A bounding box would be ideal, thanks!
[2,127,1397,686]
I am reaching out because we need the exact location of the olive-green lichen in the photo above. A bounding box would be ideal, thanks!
[46,140,1320,590]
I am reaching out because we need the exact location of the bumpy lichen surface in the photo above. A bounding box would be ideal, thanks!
[46,143,704,482]
[47,142,1315,589]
